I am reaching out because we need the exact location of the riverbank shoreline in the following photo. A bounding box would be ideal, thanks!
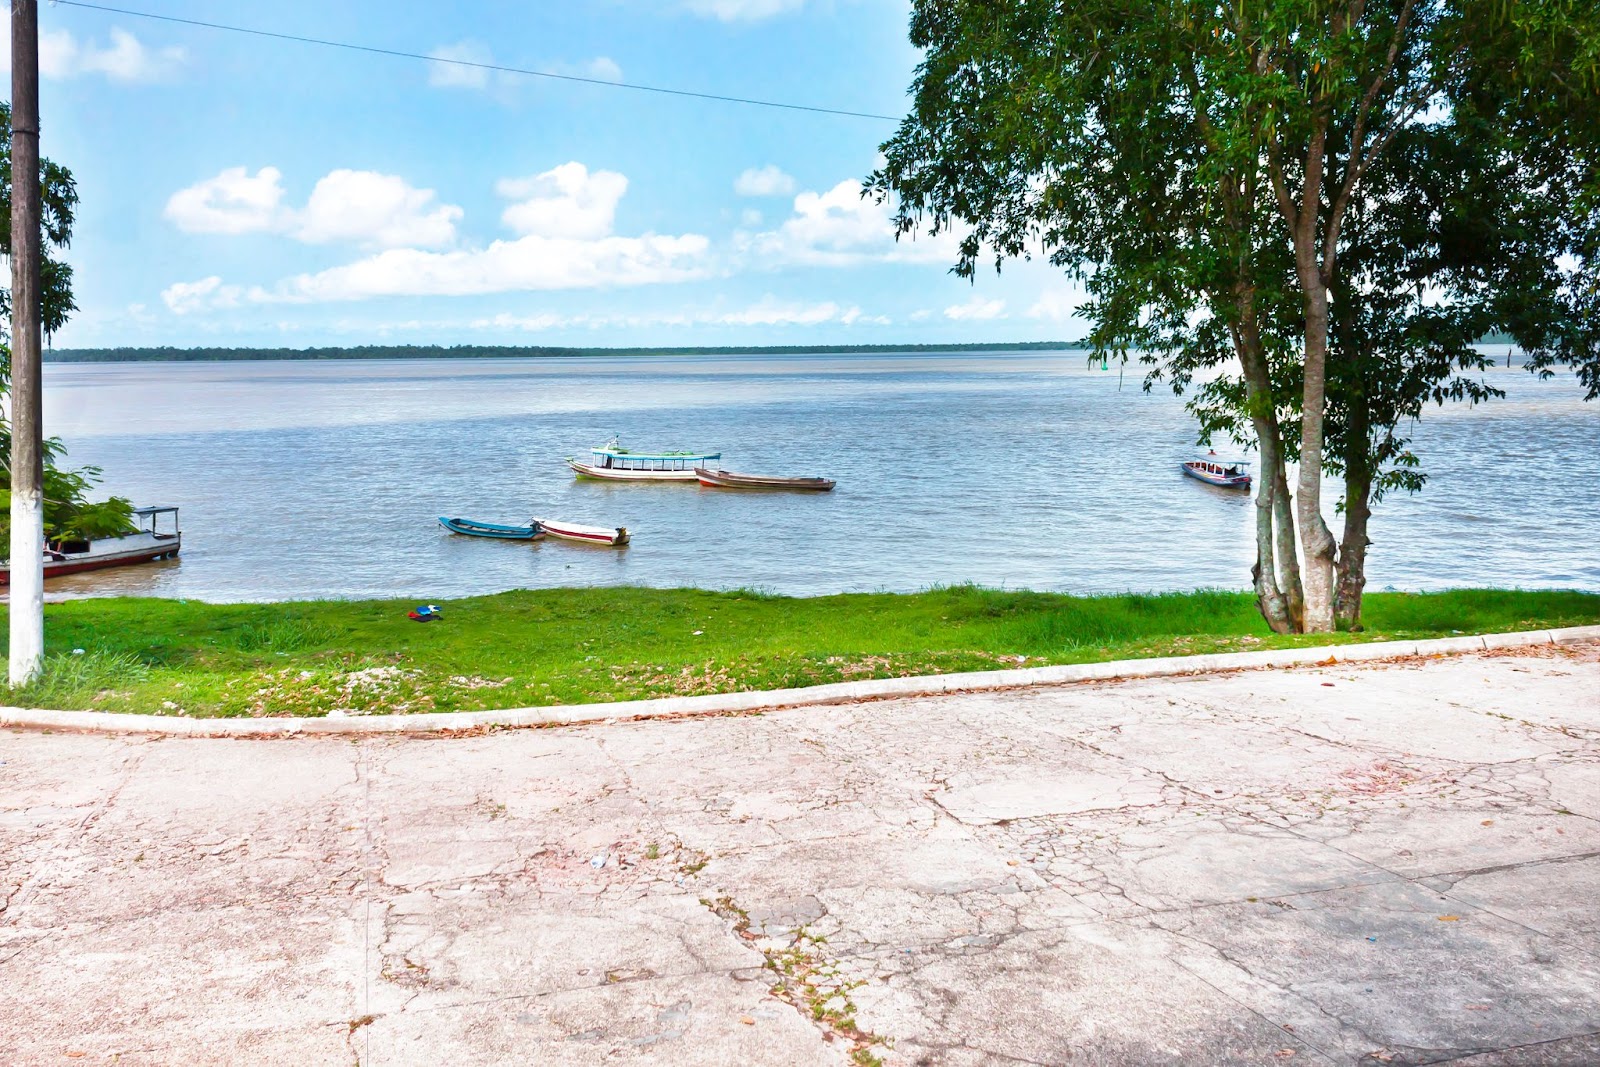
[6,623,1595,737]
[4,586,1598,720]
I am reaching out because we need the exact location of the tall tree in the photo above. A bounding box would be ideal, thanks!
[1,100,133,548]
[871,0,1598,632]
[0,100,79,367]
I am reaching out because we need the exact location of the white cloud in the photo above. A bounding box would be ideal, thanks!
[257,233,710,303]
[686,0,804,21]
[909,309,933,322]
[165,167,461,249]
[1,15,185,82]
[717,298,847,326]
[498,163,628,240]
[583,57,623,82]
[471,312,575,332]
[740,208,764,227]
[296,170,461,249]
[162,276,242,314]
[944,295,1006,321]
[232,163,707,304]
[1026,289,1085,322]
[427,41,492,89]
[734,165,796,198]
[164,167,288,236]
[470,297,873,331]
[741,179,960,267]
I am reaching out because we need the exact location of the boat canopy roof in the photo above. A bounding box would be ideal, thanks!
[591,447,721,461]
[133,505,180,516]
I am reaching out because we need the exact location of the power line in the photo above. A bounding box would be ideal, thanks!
[52,0,900,122]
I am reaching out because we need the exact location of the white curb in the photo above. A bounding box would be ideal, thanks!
[3,625,1596,738]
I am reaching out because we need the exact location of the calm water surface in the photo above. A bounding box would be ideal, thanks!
[33,352,1600,601]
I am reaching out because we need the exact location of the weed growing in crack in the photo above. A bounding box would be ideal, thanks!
[701,895,888,1063]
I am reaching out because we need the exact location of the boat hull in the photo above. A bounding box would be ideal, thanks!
[439,517,542,540]
[0,532,181,585]
[533,518,629,546]
[1181,463,1252,489]
[569,460,701,482]
[694,468,835,491]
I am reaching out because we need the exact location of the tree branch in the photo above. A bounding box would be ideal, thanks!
[1324,0,1420,277]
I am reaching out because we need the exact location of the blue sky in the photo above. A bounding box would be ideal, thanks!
[10,0,1088,349]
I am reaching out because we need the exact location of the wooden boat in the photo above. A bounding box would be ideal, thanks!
[439,517,543,540]
[0,505,182,585]
[1181,454,1252,489]
[567,437,720,482]
[532,517,629,546]
[694,468,835,492]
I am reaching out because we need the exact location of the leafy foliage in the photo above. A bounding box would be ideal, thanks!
[1,100,134,551]
[0,422,137,544]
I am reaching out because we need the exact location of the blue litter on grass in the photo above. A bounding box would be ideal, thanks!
[408,604,442,622]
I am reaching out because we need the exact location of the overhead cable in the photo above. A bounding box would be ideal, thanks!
[53,0,900,122]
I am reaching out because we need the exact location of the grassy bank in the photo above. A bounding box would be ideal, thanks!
[4,587,1596,718]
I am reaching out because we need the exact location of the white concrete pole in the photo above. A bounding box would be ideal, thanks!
[10,0,46,686]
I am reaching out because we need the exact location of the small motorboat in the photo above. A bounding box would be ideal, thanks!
[567,436,720,482]
[694,468,835,492]
[439,517,543,540]
[1181,453,1252,489]
[532,517,629,546]
[0,505,183,585]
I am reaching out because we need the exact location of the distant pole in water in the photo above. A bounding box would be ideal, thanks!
[9,0,45,686]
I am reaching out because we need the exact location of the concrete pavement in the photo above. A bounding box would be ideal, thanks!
[2,642,1597,1065]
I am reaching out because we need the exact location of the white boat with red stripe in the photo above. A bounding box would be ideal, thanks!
[533,518,629,546]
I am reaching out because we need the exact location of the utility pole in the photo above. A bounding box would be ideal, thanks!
[10,0,45,686]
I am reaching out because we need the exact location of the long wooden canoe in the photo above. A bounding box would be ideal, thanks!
[439,517,543,540]
[694,468,835,492]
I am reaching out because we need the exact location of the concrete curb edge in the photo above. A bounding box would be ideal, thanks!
[4,624,1597,738]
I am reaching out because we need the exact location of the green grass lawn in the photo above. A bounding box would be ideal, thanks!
[3,586,1596,718]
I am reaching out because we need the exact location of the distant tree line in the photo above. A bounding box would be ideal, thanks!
[44,341,1090,363]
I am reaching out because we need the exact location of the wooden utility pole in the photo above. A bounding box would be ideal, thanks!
[10,0,45,685]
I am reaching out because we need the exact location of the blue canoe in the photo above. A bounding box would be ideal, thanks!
[438,517,543,540]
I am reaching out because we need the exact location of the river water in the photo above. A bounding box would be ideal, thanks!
[31,351,1600,602]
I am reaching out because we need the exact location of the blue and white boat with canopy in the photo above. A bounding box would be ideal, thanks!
[567,437,722,482]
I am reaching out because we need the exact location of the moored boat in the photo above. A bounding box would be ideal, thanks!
[567,437,720,482]
[439,517,543,540]
[0,505,183,585]
[1181,453,1252,489]
[532,517,629,546]
[694,468,835,492]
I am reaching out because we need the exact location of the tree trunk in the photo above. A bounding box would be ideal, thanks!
[1272,460,1305,630]
[1250,417,1296,633]
[1335,387,1374,630]
[1233,302,1302,633]
[1295,273,1339,633]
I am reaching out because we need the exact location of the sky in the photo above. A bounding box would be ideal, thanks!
[6,0,1090,349]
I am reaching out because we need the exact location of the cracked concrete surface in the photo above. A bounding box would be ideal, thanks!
[2,643,1598,1065]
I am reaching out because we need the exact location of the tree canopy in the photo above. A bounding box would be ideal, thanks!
[1,101,132,544]
[872,0,1599,631]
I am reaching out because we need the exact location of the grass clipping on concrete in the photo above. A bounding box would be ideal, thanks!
[4,586,1597,719]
